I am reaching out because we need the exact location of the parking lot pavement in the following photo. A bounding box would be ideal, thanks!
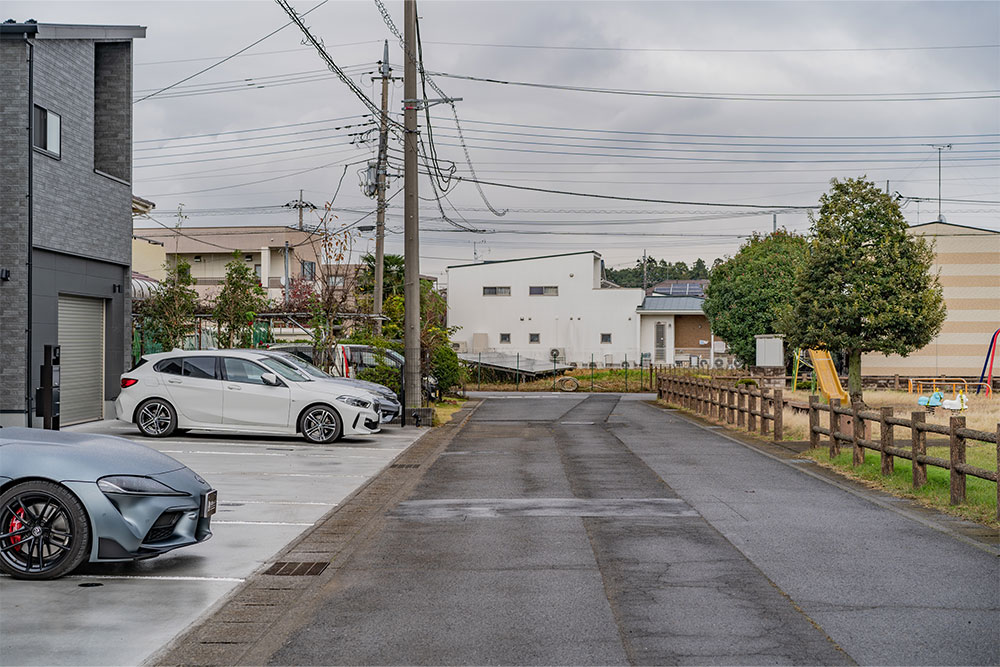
[0,419,426,667]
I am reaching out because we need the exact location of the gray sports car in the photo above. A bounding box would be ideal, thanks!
[0,427,215,580]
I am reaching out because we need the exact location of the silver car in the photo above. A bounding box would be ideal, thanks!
[0,428,215,580]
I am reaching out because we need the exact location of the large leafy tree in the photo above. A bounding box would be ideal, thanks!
[703,231,808,367]
[138,259,199,351]
[783,177,946,402]
[355,252,405,299]
[212,251,269,348]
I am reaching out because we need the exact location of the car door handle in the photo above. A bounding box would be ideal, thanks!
[167,379,182,384]
[227,385,242,390]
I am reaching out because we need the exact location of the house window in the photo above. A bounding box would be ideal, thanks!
[301,261,316,280]
[601,333,612,344]
[328,275,345,287]
[529,333,540,344]
[499,333,511,344]
[529,286,558,296]
[483,286,511,296]
[32,105,61,157]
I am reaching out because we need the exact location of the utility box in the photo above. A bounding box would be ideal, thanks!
[755,334,785,367]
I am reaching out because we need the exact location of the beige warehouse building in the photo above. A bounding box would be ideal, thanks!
[863,221,1000,379]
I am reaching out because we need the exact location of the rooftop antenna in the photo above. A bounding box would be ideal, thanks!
[929,144,952,222]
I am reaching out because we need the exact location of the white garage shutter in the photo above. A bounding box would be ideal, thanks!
[58,295,105,425]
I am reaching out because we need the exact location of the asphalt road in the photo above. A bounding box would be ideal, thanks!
[257,394,998,666]
[0,420,423,667]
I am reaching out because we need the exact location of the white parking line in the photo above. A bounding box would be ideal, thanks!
[221,500,336,506]
[2,574,246,583]
[160,449,402,459]
[213,520,314,526]
[199,472,370,478]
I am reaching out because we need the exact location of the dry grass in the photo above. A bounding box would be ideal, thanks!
[432,397,467,426]
[781,389,1000,443]
[469,367,657,393]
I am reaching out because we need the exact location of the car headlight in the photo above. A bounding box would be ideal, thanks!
[97,475,184,496]
[337,395,371,409]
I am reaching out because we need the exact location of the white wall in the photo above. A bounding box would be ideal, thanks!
[447,253,645,366]
[638,313,676,365]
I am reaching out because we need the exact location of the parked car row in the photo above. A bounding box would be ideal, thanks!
[0,348,407,580]
[115,348,402,444]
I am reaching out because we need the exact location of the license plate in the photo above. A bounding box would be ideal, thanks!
[201,490,218,518]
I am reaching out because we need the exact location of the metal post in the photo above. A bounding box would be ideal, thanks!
[403,0,422,411]
[591,353,594,392]
[624,353,628,393]
[516,353,520,389]
[477,352,481,390]
[373,40,390,336]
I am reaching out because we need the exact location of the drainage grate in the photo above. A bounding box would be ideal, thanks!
[264,561,329,576]
[390,463,421,469]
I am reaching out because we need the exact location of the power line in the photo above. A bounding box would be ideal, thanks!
[428,71,1000,102]
[134,0,330,103]
[133,121,374,152]
[142,152,371,196]
[134,129,373,161]
[135,42,379,66]
[135,114,369,144]
[135,139,363,169]
[439,174,819,209]
[423,40,1000,54]
[275,0,403,126]
[418,113,1000,141]
[388,142,1000,165]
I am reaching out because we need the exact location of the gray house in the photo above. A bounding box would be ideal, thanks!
[0,20,145,426]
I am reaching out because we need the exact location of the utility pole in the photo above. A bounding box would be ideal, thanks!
[298,189,304,230]
[642,249,647,291]
[283,240,291,306]
[772,213,777,233]
[930,144,952,221]
[373,41,391,336]
[403,0,422,412]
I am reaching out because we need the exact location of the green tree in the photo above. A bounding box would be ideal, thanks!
[782,177,946,402]
[212,251,269,348]
[139,259,199,351]
[355,252,405,300]
[703,231,808,367]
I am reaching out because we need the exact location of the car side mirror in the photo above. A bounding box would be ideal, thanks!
[261,373,281,387]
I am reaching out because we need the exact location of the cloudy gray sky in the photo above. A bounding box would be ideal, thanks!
[10,0,1000,280]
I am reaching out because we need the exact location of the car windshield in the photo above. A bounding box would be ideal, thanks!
[257,357,312,382]
[275,353,330,379]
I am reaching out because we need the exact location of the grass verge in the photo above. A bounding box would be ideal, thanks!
[433,397,467,426]
[658,399,998,529]
[804,446,998,528]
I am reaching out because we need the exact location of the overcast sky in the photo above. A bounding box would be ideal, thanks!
[9,1,1000,281]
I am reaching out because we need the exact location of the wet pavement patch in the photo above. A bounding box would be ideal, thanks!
[390,497,699,519]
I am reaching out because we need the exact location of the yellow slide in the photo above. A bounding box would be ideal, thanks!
[808,349,849,403]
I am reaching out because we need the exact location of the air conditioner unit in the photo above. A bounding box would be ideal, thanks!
[451,340,468,353]
[548,347,566,362]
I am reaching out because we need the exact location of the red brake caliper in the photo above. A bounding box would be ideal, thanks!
[9,509,25,551]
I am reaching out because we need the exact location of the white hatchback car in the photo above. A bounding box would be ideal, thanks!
[116,350,381,443]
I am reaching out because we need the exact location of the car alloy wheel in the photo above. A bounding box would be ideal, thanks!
[136,399,177,438]
[0,481,90,580]
[300,405,342,444]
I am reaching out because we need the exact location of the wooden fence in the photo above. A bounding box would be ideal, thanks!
[657,373,1000,518]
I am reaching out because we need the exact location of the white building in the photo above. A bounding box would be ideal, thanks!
[446,251,731,368]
